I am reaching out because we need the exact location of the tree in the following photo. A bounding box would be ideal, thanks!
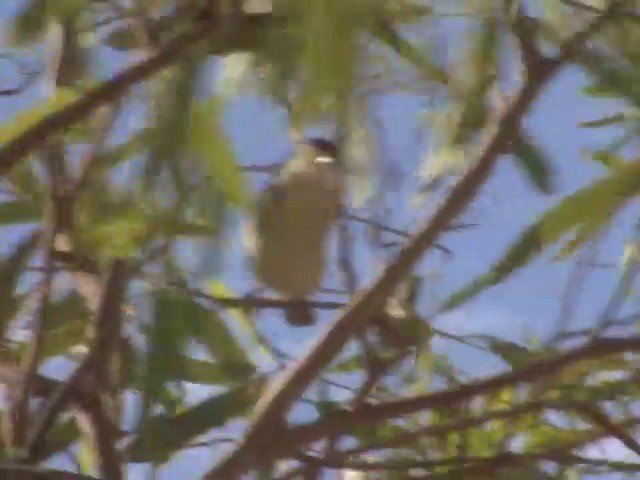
[1,0,640,478]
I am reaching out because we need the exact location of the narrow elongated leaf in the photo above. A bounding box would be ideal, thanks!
[206,280,272,366]
[146,59,201,193]
[440,159,640,311]
[187,96,247,208]
[10,0,48,45]
[0,199,41,225]
[579,50,640,107]
[138,290,198,425]
[510,133,555,194]
[127,380,264,463]
[0,230,40,334]
[369,21,448,85]
[579,112,627,128]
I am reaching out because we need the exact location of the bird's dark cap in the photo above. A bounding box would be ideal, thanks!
[306,138,339,158]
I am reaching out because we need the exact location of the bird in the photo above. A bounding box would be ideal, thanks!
[250,137,344,326]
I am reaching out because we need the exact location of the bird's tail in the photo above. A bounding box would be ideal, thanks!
[285,297,315,326]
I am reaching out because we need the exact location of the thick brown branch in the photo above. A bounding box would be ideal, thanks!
[207,7,622,478]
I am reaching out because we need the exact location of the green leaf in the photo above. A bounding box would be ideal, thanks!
[176,356,255,385]
[371,21,447,85]
[579,50,640,107]
[440,158,640,311]
[590,150,626,170]
[10,0,47,45]
[289,0,362,120]
[0,230,40,335]
[187,96,247,208]
[127,380,264,463]
[39,320,88,359]
[579,112,627,128]
[146,59,201,194]
[510,133,555,194]
[0,88,79,145]
[486,339,531,369]
[137,290,198,425]
[206,280,272,366]
[0,199,41,225]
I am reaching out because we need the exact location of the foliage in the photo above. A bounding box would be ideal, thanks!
[1,0,640,479]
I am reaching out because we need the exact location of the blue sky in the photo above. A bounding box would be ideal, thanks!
[1,1,639,478]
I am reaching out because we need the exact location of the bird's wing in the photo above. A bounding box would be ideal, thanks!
[255,180,286,235]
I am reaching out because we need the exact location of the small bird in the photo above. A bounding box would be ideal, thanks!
[251,137,344,326]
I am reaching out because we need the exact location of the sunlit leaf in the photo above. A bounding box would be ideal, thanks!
[206,281,275,365]
[0,88,79,145]
[146,59,201,194]
[187,96,247,207]
[440,158,640,311]
[590,150,626,170]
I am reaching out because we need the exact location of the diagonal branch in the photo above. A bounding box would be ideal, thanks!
[0,25,209,176]
[206,7,622,476]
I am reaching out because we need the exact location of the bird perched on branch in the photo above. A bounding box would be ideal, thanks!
[250,137,344,326]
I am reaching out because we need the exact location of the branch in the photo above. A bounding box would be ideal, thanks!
[281,335,640,455]
[0,26,209,176]
[205,7,620,479]
[0,464,99,480]
[25,260,128,480]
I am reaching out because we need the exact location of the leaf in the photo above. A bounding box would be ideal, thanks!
[206,280,273,366]
[176,356,255,385]
[370,21,448,85]
[579,112,627,128]
[187,96,247,208]
[145,59,201,194]
[590,150,626,170]
[127,380,264,463]
[137,290,199,425]
[0,199,41,225]
[486,339,531,369]
[0,230,40,335]
[510,133,555,194]
[579,49,640,107]
[289,0,361,120]
[440,158,640,311]
[0,88,79,145]
[10,0,48,45]
[40,320,88,359]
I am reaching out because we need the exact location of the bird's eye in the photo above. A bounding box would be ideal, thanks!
[314,155,335,164]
